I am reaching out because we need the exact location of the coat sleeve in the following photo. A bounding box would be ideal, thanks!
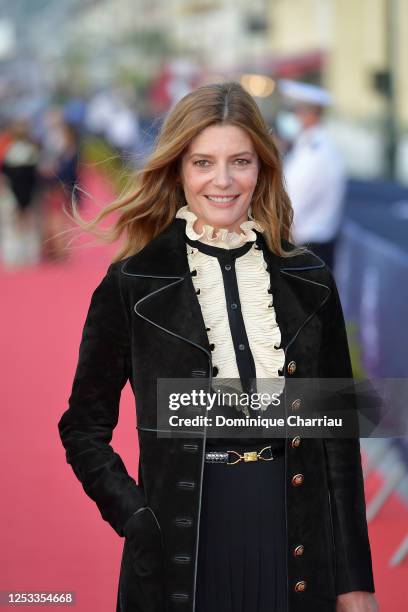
[57,263,146,537]
[319,270,375,595]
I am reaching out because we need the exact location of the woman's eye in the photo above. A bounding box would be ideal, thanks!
[193,159,251,167]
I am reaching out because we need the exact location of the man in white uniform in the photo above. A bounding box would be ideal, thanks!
[278,80,346,270]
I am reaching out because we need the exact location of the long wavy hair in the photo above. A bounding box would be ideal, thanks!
[69,81,303,262]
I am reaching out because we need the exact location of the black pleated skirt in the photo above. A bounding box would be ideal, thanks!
[195,446,288,612]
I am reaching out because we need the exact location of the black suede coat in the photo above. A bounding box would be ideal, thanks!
[58,217,375,612]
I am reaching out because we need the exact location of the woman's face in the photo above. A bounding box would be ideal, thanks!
[180,124,259,233]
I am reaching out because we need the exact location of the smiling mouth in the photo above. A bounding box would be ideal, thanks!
[205,195,240,203]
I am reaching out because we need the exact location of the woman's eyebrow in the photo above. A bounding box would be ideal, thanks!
[189,150,254,158]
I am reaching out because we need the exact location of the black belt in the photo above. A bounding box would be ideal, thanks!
[205,445,284,465]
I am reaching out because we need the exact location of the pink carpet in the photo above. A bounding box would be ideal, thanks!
[1,169,136,611]
[1,169,407,610]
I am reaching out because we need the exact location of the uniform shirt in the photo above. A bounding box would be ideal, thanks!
[175,205,286,450]
[284,124,346,244]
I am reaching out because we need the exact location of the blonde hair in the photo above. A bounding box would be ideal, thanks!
[69,81,303,262]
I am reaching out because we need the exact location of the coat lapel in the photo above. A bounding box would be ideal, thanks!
[120,218,331,358]
[255,234,331,355]
[120,218,211,356]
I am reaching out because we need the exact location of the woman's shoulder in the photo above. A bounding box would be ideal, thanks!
[279,238,334,281]
[107,256,134,275]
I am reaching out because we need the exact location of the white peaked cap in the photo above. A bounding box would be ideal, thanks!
[278,79,333,107]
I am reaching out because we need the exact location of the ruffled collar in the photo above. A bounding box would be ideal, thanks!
[175,204,264,249]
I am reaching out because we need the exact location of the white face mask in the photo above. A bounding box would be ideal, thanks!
[275,111,302,142]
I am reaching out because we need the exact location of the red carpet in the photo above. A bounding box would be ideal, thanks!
[1,170,136,611]
[1,170,407,610]
[363,469,408,611]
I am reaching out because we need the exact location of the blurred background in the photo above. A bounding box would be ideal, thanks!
[1,1,407,610]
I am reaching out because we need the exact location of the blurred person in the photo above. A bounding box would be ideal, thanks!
[278,80,347,271]
[0,119,41,265]
[105,96,141,161]
[58,82,377,612]
[85,88,141,161]
[85,88,116,138]
[39,117,80,261]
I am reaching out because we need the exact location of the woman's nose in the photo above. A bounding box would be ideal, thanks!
[212,163,233,188]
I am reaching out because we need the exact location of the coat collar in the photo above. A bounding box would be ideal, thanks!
[120,217,331,358]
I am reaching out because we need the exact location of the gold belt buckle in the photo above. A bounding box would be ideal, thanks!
[227,446,273,465]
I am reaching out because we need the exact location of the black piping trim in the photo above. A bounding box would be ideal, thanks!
[120,261,212,362]
[137,425,206,436]
[280,252,327,271]
[121,259,186,281]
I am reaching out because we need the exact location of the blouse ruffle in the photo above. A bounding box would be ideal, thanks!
[177,204,285,404]
[175,204,265,249]
[185,245,285,395]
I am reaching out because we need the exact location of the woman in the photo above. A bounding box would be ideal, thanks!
[1,119,40,265]
[39,118,80,261]
[58,82,377,612]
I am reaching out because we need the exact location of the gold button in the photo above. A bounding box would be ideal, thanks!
[292,473,304,486]
[294,580,307,592]
[287,360,297,375]
[291,398,301,410]
[291,436,301,448]
[293,545,304,557]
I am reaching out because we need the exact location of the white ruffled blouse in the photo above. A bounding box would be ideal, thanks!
[175,205,285,397]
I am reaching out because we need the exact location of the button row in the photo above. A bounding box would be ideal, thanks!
[291,427,304,598]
